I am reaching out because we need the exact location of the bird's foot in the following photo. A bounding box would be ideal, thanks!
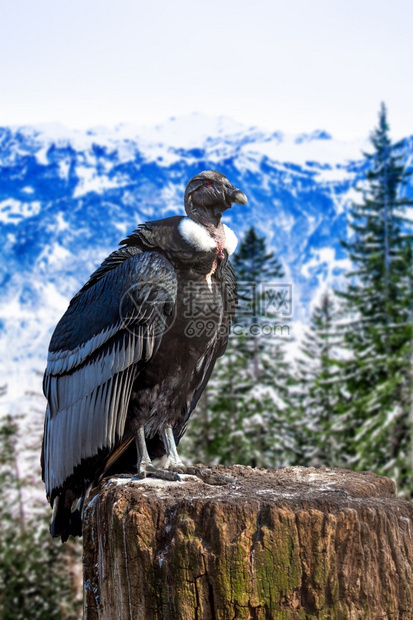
[146,468,181,482]
[136,462,181,482]
[135,427,181,482]
[170,465,235,486]
[134,462,234,485]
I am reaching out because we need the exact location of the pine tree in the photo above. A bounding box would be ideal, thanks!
[183,227,298,468]
[0,387,82,619]
[232,227,285,284]
[338,103,413,494]
[295,291,348,467]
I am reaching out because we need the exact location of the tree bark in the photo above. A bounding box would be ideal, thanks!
[83,466,413,619]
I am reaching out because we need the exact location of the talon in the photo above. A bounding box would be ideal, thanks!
[185,466,203,477]
[170,465,204,477]
[171,467,185,474]
[146,469,181,482]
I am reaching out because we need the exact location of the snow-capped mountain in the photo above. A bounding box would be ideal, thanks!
[0,113,411,415]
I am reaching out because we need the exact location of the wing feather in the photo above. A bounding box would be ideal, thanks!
[42,251,177,499]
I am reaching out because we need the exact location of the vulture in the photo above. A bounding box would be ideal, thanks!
[42,170,247,541]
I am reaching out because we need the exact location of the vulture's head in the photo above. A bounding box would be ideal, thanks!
[184,170,247,228]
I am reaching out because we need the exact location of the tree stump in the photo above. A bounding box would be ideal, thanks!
[82,466,413,619]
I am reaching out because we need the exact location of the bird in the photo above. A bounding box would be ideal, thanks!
[42,170,247,541]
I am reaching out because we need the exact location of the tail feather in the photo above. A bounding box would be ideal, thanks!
[50,486,91,542]
[50,438,135,542]
[99,435,134,481]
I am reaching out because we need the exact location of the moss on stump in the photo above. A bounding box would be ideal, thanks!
[82,466,413,619]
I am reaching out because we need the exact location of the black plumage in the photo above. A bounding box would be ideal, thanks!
[42,170,247,541]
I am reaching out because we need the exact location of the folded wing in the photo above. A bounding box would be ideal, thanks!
[42,250,177,500]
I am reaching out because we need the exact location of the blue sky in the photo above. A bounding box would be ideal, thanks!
[1,0,412,140]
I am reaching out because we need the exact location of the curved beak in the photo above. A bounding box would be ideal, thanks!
[227,186,248,205]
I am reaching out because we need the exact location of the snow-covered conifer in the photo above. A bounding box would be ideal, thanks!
[338,104,413,494]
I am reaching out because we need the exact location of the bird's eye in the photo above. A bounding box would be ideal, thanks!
[205,181,212,186]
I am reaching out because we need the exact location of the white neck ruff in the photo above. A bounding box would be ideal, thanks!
[178,218,238,256]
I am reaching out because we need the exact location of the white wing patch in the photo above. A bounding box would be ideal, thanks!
[42,328,151,495]
[47,322,123,375]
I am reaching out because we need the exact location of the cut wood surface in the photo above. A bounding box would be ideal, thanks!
[83,466,413,619]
